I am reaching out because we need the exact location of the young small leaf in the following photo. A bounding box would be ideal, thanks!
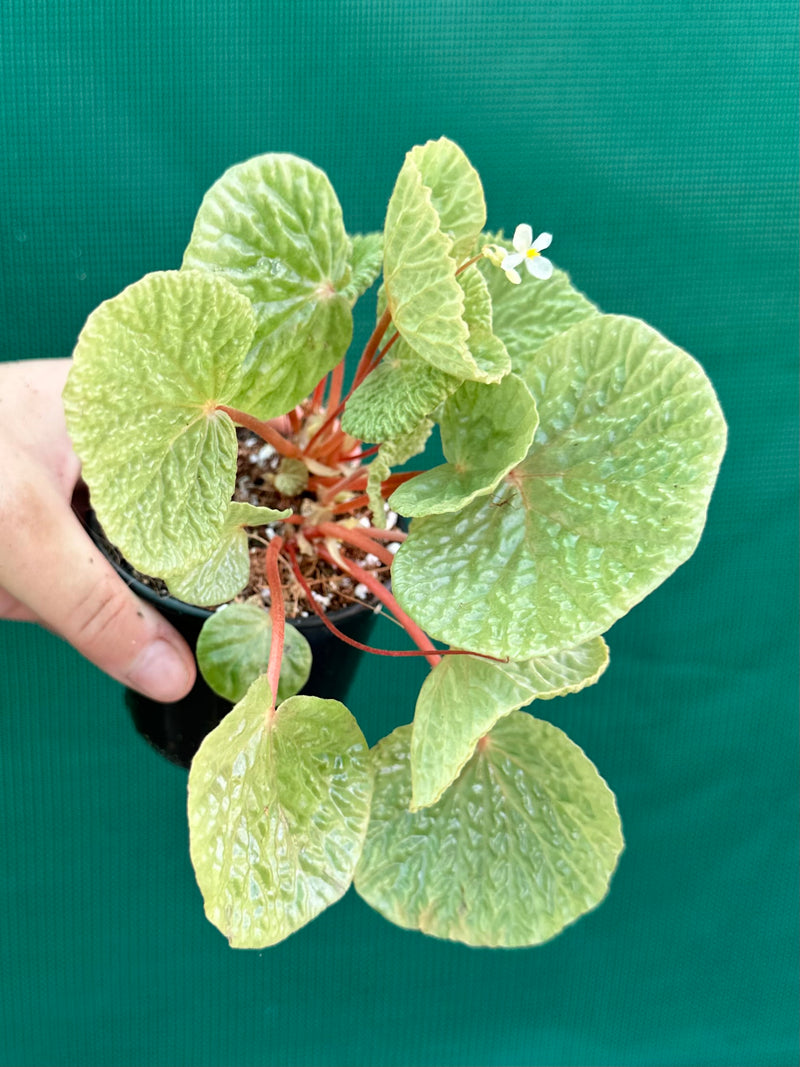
[341,333,462,442]
[188,679,373,948]
[196,602,312,704]
[388,374,538,517]
[355,715,623,947]
[182,153,353,418]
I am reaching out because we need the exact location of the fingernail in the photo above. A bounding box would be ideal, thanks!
[127,638,193,702]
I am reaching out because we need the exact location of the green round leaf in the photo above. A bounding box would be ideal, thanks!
[411,637,609,809]
[393,314,727,659]
[188,680,373,948]
[63,270,255,578]
[355,715,623,947]
[197,602,312,703]
[388,374,538,517]
[182,153,353,418]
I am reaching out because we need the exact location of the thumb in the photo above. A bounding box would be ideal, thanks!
[0,466,196,702]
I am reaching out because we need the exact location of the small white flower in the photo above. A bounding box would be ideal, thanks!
[501,225,553,284]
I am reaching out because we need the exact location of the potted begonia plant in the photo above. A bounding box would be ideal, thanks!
[63,138,726,949]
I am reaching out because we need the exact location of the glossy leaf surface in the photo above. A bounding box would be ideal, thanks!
[163,503,290,606]
[407,138,486,262]
[382,148,474,378]
[393,314,727,659]
[388,374,538,517]
[355,715,623,947]
[63,270,254,578]
[182,153,353,418]
[411,637,609,809]
[197,602,312,704]
[342,232,383,303]
[189,680,372,948]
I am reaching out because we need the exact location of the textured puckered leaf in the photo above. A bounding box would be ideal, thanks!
[188,679,372,948]
[458,266,511,383]
[182,154,353,418]
[341,266,509,443]
[63,270,255,578]
[479,234,600,375]
[163,503,290,606]
[366,420,433,523]
[392,314,727,659]
[341,332,462,441]
[389,374,538,517]
[355,715,623,947]
[383,152,476,378]
[411,638,608,809]
[341,232,384,304]
[196,602,312,704]
[407,138,486,262]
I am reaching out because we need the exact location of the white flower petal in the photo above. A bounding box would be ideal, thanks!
[503,266,522,285]
[533,232,553,252]
[527,255,553,279]
[512,223,533,254]
[501,252,524,270]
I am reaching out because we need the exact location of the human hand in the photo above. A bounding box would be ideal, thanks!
[0,358,196,701]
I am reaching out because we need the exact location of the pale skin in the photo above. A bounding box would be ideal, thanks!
[0,358,196,701]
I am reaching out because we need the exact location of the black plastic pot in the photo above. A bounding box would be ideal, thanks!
[85,515,381,768]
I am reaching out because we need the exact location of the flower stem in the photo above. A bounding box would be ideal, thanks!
[455,253,483,276]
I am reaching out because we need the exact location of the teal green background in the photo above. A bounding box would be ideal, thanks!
[1,1,797,1064]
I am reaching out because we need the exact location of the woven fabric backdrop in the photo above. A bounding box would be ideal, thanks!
[0,2,797,1065]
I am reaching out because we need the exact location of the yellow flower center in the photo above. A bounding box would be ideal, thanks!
[526,248,540,259]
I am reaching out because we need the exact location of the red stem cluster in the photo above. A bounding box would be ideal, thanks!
[215,262,499,686]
